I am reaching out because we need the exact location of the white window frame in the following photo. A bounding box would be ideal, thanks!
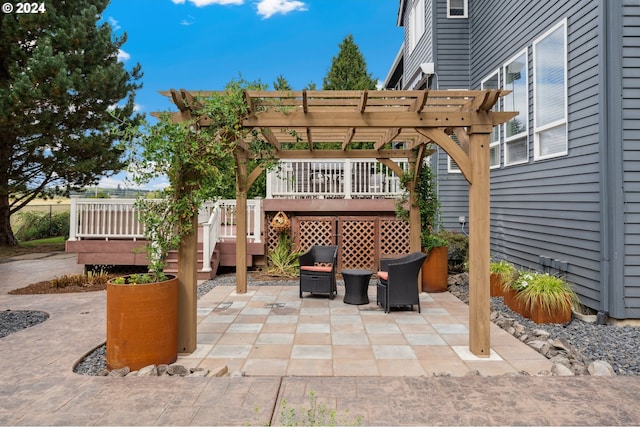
[481,69,501,169]
[533,19,568,161]
[447,0,468,18]
[409,0,425,52]
[447,133,463,173]
[502,49,529,166]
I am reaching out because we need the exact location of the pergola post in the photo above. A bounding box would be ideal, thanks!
[177,213,198,353]
[467,122,492,356]
[235,151,248,294]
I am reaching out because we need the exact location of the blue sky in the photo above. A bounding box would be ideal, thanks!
[100,0,404,190]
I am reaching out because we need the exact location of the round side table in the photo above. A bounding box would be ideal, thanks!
[341,269,372,305]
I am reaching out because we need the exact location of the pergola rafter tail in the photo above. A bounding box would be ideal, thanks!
[157,88,516,358]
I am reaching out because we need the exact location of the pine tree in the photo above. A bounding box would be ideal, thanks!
[273,74,292,91]
[322,34,377,90]
[0,0,142,245]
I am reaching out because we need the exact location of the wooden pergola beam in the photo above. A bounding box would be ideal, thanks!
[158,88,515,359]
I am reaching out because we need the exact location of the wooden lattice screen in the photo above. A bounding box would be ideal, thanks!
[339,217,377,270]
[274,215,410,271]
[379,218,411,257]
[295,217,335,251]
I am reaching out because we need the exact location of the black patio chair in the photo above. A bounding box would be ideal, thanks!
[299,245,338,299]
[376,252,428,313]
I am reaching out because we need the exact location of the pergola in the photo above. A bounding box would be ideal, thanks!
[160,89,516,357]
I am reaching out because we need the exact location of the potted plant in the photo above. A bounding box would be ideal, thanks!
[395,163,449,292]
[503,270,530,317]
[489,259,516,297]
[420,230,449,292]
[515,272,578,324]
[107,78,271,371]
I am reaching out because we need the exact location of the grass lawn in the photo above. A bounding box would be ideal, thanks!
[0,236,66,260]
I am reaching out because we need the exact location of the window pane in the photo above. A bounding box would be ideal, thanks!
[506,137,527,164]
[449,0,465,16]
[504,53,527,138]
[539,124,566,156]
[490,144,499,167]
[535,25,565,127]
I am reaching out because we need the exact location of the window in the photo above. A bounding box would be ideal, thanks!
[533,19,567,160]
[503,50,529,166]
[409,0,425,51]
[447,133,463,173]
[447,0,468,18]
[482,70,501,168]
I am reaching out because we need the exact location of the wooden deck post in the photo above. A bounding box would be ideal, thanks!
[177,213,198,353]
[235,151,248,294]
[468,121,492,357]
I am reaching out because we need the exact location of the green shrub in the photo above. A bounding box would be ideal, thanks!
[266,233,301,278]
[14,210,70,241]
[439,230,468,272]
[515,272,578,315]
[490,259,517,290]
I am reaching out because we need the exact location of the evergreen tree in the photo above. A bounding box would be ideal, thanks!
[273,74,292,91]
[0,0,142,245]
[322,34,377,90]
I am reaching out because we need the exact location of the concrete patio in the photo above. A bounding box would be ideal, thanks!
[2,252,640,425]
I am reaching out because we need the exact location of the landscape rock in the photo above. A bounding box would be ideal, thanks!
[210,365,229,377]
[188,368,210,377]
[138,365,158,377]
[588,360,616,376]
[166,364,189,376]
[551,363,574,376]
[109,367,130,377]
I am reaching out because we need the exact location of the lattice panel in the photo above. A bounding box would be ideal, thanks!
[266,214,282,253]
[297,218,335,252]
[379,219,410,256]
[340,219,376,270]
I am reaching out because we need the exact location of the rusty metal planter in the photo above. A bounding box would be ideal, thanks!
[421,246,448,293]
[106,275,178,371]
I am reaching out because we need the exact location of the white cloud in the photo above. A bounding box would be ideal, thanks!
[108,16,121,30]
[180,15,196,25]
[256,0,307,18]
[117,49,130,62]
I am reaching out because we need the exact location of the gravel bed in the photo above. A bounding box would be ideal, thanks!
[5,273,640,376]
[0,309,49,338]
[449,280,640,375]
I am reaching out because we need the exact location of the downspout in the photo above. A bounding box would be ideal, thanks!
[598,0,625,320]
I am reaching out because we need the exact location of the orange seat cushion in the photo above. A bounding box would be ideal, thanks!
[301,265,333,273]
[376,271,388,281]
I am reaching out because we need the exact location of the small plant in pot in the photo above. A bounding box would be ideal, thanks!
[421,229,449,293]
[515,272,578,324]
[489,259,516,297]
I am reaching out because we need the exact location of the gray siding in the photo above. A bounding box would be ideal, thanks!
[623,0,640,317]
[403,0,434,88]
[445,0,603,311]
[432,0,471,230]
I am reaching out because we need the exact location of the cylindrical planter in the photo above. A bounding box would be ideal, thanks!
[421,246,448,293]
[107,275,178,371]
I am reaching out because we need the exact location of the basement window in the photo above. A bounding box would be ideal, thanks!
[447,0,468,18]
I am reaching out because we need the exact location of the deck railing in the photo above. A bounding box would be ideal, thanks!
[68,197,262,244]
[266,159,407,199]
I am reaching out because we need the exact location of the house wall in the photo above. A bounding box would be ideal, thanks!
[466,0,604,312]
[622,0,640,317]
[402,0,433,88]
[394,0,640,317]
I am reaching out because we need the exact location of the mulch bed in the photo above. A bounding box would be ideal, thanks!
[8,281,106,295]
